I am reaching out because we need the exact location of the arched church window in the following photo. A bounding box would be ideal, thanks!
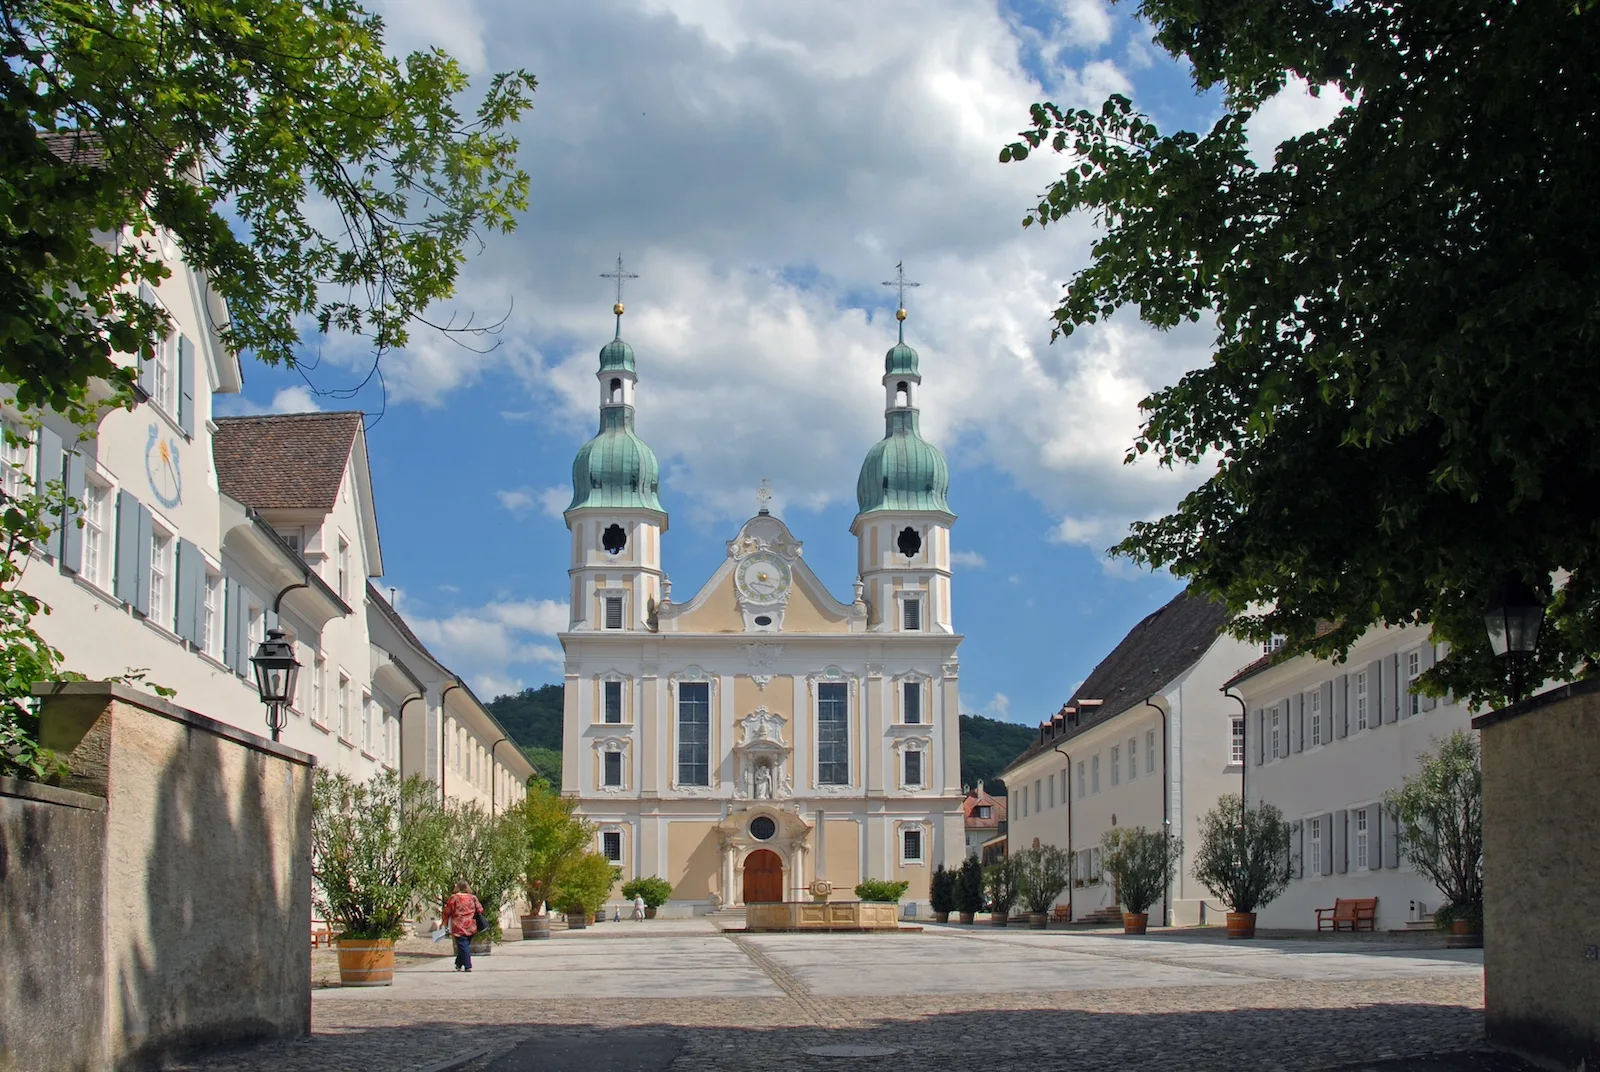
[602,523,627,555]
[897,526,922,557]
[609,378,623,403]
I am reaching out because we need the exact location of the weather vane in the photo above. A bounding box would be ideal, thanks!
[601,253,639,332]
[881,261,920,319]
[756,478,773,514]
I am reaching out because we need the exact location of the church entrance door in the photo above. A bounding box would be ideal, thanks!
[742,849,784,904]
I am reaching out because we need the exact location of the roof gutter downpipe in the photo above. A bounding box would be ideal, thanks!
[1223,690,1248,825]
[1050,741,1073,923]
[1142,698,1171,928]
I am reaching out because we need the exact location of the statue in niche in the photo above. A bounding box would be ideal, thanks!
[754,764,774,800]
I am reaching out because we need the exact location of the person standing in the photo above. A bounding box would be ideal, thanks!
[632,892,646,922]
[442,881,483,973]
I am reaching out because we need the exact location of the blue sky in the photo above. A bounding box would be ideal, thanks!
[220,0,1343,721]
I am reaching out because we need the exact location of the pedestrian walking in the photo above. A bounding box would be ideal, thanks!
[632,892,646,921]
[442,881,483,973]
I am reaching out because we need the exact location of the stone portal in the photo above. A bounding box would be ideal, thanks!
[743,848,784,903]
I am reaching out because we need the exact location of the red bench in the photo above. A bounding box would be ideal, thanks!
[311,921,335,949]
[1316,897,1377,932]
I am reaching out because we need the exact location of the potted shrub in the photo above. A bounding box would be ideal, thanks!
[515,784,593,940]
[955,856,984,924]
[553,851,616,931]
[983,856,1021,926]
[854,878,911,903]
[1101,826,1183,934]
[1385,730,1483,949]
[929,863,957,923]
[1015,845,1072,928]
[1192,794,1293,939]
[415,800,527,954]
[312,770,438,986]
[622,876,675,919]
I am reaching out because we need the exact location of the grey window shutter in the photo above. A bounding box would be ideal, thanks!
[1320,680,1334,742]
[133,503,153,616]
[1334,675,1347,738]
[1369,805,1383,869]
[34,426,64,556]
[1292,694,1304,753]
[60,451,86,571]
[1367,660,1384,728]
[1388,655,1401,723]
[1254,710,1265,765]
[137,284,157,397]
[1419,643,1437,710]
[1385,809,1402,869]
[114,490,142,604]
[174,539,198,642]
[1294,820,1305,880]
[1320,812,1335,876]
[223,578,241,670]
[1333,809,1348,873]
[177,335,196,437]
[234,586,252,677]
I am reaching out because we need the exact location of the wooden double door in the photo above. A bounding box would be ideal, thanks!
[742,848,784,903]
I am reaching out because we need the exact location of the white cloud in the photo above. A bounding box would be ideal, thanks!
[1245,75,1353,168]
[966,692,1015,722]
[213,383,324,417]
[496,485,573,520]
[950,550,987,569]
[406,597,569,698]
[496,487,535,516]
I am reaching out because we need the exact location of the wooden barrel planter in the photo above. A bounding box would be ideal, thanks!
[335,938,395,987]
[1446,920,1483,949]
[469,934,493,955]
[521,914,551,940]
[933,911,951,924]
[645,906,658,919]
[1123,912,1149,935]
[958,912,976,925]
[991,912,1010,926]
[1029,912,1049,930]
[1225,912,1257,939]
[566,911,587,930]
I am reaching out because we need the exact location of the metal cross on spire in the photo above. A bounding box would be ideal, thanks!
[601,253,639,334]
[881,261,920,314]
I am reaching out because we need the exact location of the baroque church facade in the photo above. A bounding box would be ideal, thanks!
[558,296,964,912]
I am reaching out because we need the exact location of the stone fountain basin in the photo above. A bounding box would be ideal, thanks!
[744,900,901,932]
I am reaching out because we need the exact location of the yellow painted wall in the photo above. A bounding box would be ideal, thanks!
[673,571,743,632]
[823,819,862,889]
[782,585,851,632]
[667,821,720,900]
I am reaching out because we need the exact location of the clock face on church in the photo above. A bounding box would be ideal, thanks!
[735,551,791,605]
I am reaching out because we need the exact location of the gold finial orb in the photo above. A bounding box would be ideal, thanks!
[895,307,907,321]
[614,302,625,316]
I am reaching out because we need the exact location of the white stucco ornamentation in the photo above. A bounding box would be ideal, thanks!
[742,643,784,668]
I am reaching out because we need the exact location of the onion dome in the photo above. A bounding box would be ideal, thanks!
[568,407,663,512]
[855,313,951,516]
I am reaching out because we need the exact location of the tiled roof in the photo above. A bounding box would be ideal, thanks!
[213,412,362,511]
[1001,588,1230,775]
[367,582,439,667]
[40,131,108,168]
[962,783,1007,829]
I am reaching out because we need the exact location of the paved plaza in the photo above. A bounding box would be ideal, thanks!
[173,920,1525,1072]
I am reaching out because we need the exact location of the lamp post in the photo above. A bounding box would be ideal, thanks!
[250,628,301,743]
[1484,576,1546,705]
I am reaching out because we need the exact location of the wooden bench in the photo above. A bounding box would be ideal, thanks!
[1051,905,1072,924]
[1316,897,1377,932]
[311,922,335,949]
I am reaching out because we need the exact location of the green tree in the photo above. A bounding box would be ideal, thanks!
[310,770,439,940]
[1191,795,1292,916]
[1001,0,1600,708]
[983,856,1022,918]
[955,855,985,916]
[620,876,674,910]
[552,852,616,916]
[2,0,534,418]
[412,800,526,941]
[1015,844,1073,915]
[1384,730,1482,929]
[1101,826,1182,917]
[959,713,1032,793]
[929,863,958,915]
[514,781,592,915]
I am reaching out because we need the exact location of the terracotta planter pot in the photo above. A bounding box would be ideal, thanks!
[520,914,551,940]
[991,912,1010,926]
[1029,912,1049,929]
[335,938,395,987]
[1225,911,1257,939]
[645,906,658,919]
[1446,919,1483,949]
[1123,912,1149,935]
[958,912,976,924]
[934,911,951,924]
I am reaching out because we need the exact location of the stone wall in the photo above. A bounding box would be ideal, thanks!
[0,776,110,1071]
[6,682,316,1070]
[1474,678,1600,1070]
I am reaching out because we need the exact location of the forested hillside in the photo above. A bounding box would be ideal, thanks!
[488,685,1032,796]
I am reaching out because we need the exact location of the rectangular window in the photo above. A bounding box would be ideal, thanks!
[1355,672,1369,731]
[604,596,624,630]
[602,830,622,862]
[1231,717,1245,764]
[80,478,110,588]
[247,602,264,653]
[1146,729,1156,774]
[360,694,372,751]
[151,332,176,414]
[604,680,623,723]
[817,682,849,785]
[311,656,325,725]
[1128,737,1137,781]
[0,423,32,501]
[1309,689,1322,746]
[975,805,991,819]
[148,526,174,629]
[902,827,923,863]
[904,749,923,787]
[1091,755,1100,794]
[1090,847,1102,883]
[1270,706,1281,759]
[1020,791,1027,818]
[336,536,349,600]
[1076,760,1085,799]
[902,598,921,631]
[1047,774,1055,808]
[603,750,623,787]
[902,680,921,724]
[1407,650,1422,716]
[1033,779,1041,813]
[1263,635,1286,654]
[677,681,710,786]
[1355,809,1369,870]
[337,675,351,739]
[200,571,221,655]
[1110,745,1121,787]
[1309,818,1323,877]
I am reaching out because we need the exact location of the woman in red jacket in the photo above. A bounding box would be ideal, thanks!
[441,881,483,972]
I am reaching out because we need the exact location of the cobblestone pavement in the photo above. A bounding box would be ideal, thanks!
[172,920,1523,1072]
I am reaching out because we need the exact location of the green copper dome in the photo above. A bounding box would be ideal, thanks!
[599,336,635,372]
[885,326,919,376]
[856,409,951,515]
[568,406,663,513]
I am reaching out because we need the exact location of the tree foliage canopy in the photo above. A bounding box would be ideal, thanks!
[1002,0,1600,707]
[1,0,533,415]
[1384,730,1482,916]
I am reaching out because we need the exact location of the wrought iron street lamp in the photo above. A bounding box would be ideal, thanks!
[250,628,301,742]
[1484,576,1545,704]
